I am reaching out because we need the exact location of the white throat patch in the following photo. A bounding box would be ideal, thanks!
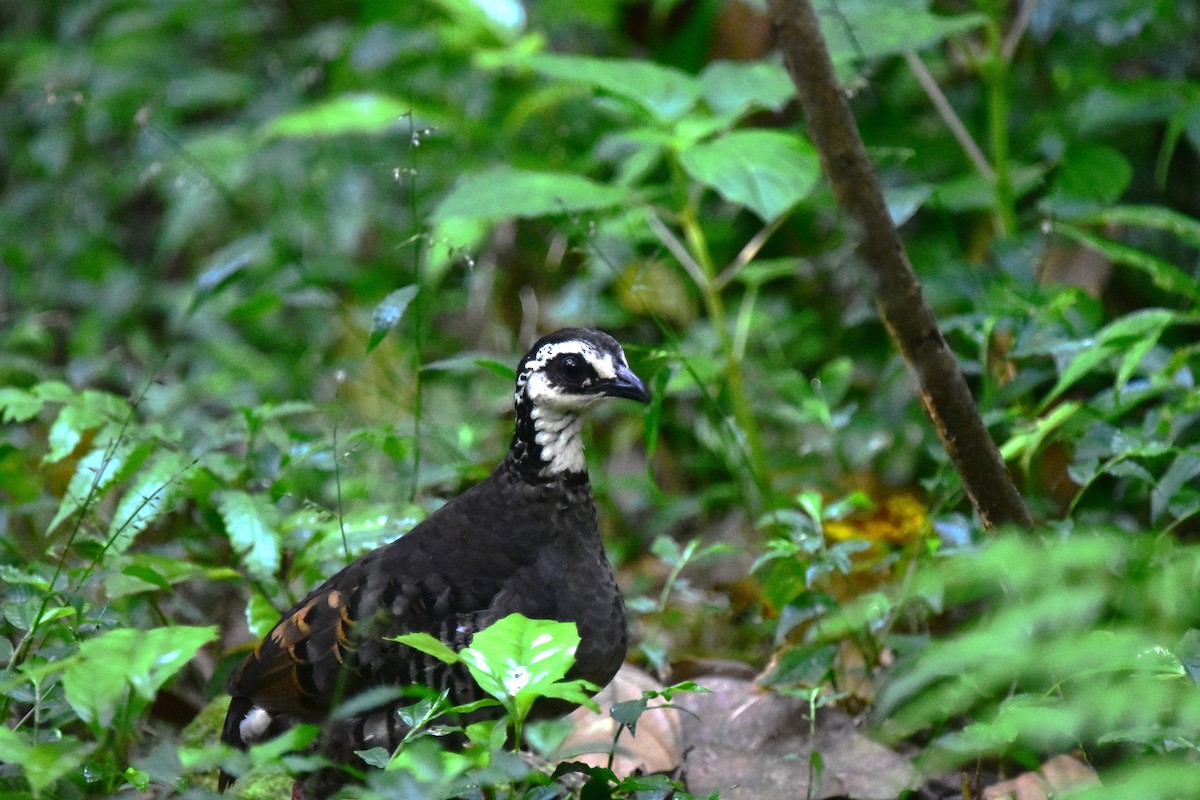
[530,402,587,475]
[515,338,629,476]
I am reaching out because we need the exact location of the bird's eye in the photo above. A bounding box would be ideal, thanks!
[558,354,588,382]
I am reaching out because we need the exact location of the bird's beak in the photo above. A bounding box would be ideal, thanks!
[600,363,651,403]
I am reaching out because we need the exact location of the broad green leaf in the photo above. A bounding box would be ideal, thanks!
[246,591,281,639]
[63,626,217,726]
[699,59,794,119]
[518,53,701,122]
[534,677,598,709]
[32,380,74,403]
[814,0,986,65]
[759,643,838,688]
[433,166,628,221]
[1053,222,1200,302]
[107,451,190,554]
[457,614,583,720]
[0,387,42,422]
[215,491,281,582]
[0,727,93,794]
[367,285,419,353]
[1044,144,1132,212]
[679,130,820,222]
[45,403,106,463]
[105,564,171,598]
[262,93,418,138]
[0,564,51,591]
[48,443,133,533]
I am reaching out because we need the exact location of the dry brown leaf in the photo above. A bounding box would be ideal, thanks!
[556,663,684,775]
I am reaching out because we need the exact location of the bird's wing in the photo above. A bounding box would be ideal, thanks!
[226,558,370,717]
[226,491,520,716]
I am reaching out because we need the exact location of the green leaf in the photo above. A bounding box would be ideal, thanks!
[392,631,462,665]
[1076,204,1200,250]
[1044,144,1132,212]
[105,554,208,599]
[932,163,1046,211]
[45,403,106,463]
[107,451,189,554]
[886,184,934,226]
[62,626,217,727]
[107,564,172,597]
[1039,309,1176,409]
[0,387,43,422]
[262,93,418,138]
[519,53,701,122]
[124,766,150,792]
[32,380,74,403]
[535,677,598,710]
[194,232,272,294]
[434,0,526,43]
[814,0,987,65]
[215,491,282,582]
[367,285,419,353]
[1001,401,1081,465]
[1177,629,1200,686]
[48,443,133,533]
[679,130,820,222]
[433,166,628,221]
[699,59,794,119]
[0,727,93,794]
[758,643,838,688]
[1052,222,1200,302]
[1152,453,1200,526]
[246,591,281,639]
[457,614,584,721]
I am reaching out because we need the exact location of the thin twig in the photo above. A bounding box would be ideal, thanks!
[714,214,788,291]
[1002,0,1041,62]
[646,211,710,290]
[903,51,995,182]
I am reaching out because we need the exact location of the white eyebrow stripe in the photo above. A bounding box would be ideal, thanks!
[517,339,623,383]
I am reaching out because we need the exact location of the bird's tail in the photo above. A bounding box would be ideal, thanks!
[218,695,255,792]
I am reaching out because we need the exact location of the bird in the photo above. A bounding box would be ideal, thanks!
[219,328,650,797]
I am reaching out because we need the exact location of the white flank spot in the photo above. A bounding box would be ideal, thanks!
[239,705,273,744]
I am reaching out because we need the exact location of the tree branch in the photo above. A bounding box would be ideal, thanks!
[767,0,1033,530]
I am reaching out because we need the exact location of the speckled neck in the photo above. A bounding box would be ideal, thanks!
[508,393,588,481]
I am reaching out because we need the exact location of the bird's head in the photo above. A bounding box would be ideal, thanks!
[511,328,650,477]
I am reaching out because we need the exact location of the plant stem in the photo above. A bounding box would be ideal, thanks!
[982,15,1017,235]
[670,158,769,483]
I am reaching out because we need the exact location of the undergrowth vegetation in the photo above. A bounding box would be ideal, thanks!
[2,0,1199,797]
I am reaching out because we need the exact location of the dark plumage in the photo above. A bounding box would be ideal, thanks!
[219,328,649,796]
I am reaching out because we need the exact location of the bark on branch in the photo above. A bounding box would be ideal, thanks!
[768,0,1033,529]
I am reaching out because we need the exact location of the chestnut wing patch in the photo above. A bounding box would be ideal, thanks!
[229,583,362,716]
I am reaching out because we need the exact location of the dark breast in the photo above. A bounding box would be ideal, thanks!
[227,461,627,730]
[354,466,627,695]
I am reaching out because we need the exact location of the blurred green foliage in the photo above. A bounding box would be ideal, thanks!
[1,0,1199,796]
